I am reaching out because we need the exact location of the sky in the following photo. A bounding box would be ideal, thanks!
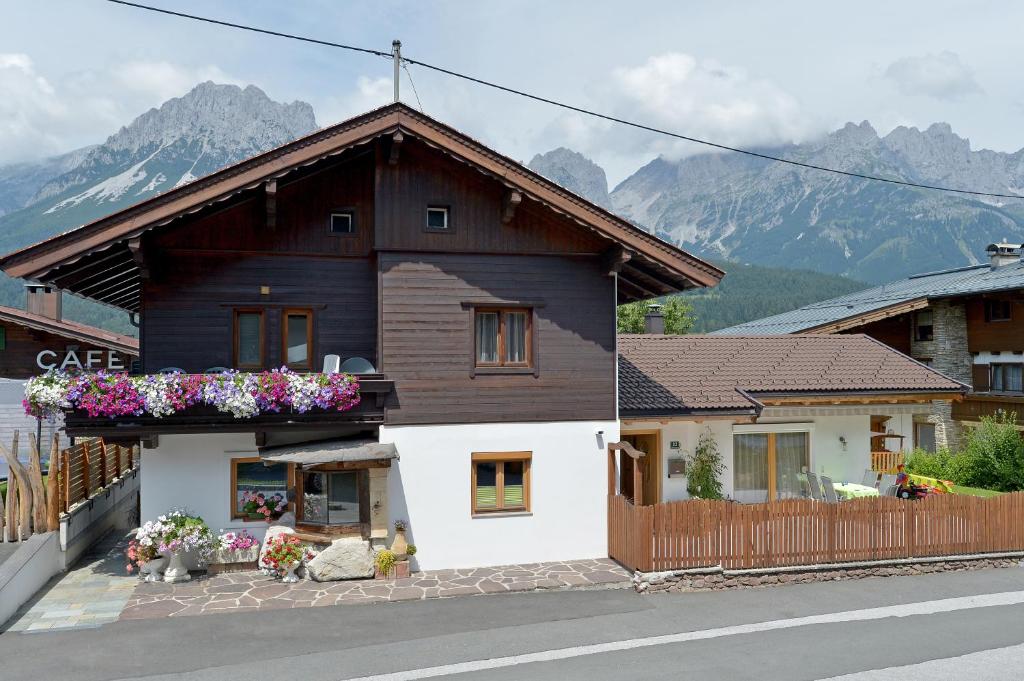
[1,0,1022,186]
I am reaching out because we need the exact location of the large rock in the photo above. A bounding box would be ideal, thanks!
[305,536,374,581]
[258,512,296,570]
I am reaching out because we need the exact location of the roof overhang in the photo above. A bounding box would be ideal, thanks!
[0,103,722,311]
[795,298,929,334]
[259,438,397,465]
[0,307,138,355]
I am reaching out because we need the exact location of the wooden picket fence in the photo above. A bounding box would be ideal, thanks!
[608,492,1024,572]
[58,439,138,514]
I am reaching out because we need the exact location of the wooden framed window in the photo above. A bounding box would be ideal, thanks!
[233,309,264,369]
[914,310,934,342]
[471,451,531,515]
[991,363,1024,392]
[283,309,313,370]
[426,205,450,232]
[985,300,1012,322]
[732,432,810,503]
[230,457,292,521]
[329,210,356,235]
[915,422,936,453]
[474,308,532,367]
[298,467,367,527]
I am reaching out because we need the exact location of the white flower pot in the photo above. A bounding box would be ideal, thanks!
[163,550,192,583]
[281,561,300,583]
[139,555,168,582]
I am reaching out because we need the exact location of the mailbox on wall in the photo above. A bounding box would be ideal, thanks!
[667,457,687,478]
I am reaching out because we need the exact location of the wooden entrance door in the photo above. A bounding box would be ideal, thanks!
[621,431,661,505]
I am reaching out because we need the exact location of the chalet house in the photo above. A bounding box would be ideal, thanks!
[618,332,965,503]
[716,242,1024,452]
[0,103,721,571]
[0,285,138,476]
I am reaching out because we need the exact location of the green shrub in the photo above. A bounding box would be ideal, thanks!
[686,428,725,500]
[962,413,1024,492]
[904,448,953,479]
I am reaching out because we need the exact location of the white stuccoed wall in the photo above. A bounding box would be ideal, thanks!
[142,421,619,571]
[380,420,618,570]
[140,433,269,539]
[624,407,922,502]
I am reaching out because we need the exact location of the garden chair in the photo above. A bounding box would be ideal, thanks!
[821,475,840,503]
[806,471,824,501]
[879,474,898,491]
[322,354,341,373]
[862,470,880,488]
[883,484,900,497]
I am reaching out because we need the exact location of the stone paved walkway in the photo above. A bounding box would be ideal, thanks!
[120,558,630,619]
[3,532,137,633]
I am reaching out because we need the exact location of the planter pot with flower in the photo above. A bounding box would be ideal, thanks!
[209,530,261,574]
[263,534,314,583]
[131,510,216,583]
[390,519,409,558]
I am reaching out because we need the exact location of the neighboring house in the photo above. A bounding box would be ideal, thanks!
[0,285,138,477]
[0,103,722,570]
[715,242,1024,451]
[617,331,965,503]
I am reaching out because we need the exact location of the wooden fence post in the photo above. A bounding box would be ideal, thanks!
[98,440,108,488]
[113,444,122,479]
[82,440,91,499]
[2,432,33,540]
[62,448,71,513]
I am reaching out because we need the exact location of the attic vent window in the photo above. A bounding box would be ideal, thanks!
[329,211,355,235]
[426,206,450,231]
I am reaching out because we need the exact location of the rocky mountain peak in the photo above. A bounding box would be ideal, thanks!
[528,147,611,209]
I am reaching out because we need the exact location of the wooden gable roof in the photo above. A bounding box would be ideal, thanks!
[0,103,723,311]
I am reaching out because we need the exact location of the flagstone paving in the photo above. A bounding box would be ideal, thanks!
[3,532,138,633]
[119,558,630,619]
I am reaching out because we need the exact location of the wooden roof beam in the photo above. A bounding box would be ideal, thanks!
[602,245,632,276]
[389,131,404,165]
[501,190,522,225]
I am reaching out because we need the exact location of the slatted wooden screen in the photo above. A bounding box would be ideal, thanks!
[53,439,140,514]
[608,493,1024,572]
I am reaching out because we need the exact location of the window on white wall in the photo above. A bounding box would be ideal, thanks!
[991,363,1023,392]
[733,432,809,503]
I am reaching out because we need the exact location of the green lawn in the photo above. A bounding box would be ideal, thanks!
[951,485,1003,498]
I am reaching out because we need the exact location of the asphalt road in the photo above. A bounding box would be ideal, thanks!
[3,566,1024,681]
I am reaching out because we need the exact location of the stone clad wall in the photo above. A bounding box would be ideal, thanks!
[910,301,970,451]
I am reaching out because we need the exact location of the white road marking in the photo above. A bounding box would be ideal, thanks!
[817,642,1024,680]
[344,590,1024,681]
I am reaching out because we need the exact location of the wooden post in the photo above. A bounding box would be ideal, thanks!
[98,440,108,488]
[46,435,60,531]
[62,448,71,513]
[113,444,122,479]
[82,439,91,499]
[632,457,643,507]
[26,433,47,533]
[3,468,16,542]
[1,433,33,540]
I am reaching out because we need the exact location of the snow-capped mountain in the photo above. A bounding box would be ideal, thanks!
[531,122,1024,283]
[0,82,316,250]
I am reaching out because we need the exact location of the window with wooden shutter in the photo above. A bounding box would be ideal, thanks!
[471,452,531,515]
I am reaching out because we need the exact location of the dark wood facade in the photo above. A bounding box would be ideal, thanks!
[965,297,1024,353]
[0,311,137,379]
[127,137,616,425]
[845,314,913,355]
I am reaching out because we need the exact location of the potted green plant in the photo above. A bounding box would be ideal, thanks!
[390,519,409,558]
[374,549,397,579]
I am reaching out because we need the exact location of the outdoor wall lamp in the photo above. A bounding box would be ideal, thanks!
[839,435,848,451]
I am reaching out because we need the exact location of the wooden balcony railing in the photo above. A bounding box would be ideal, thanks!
[871,451,905,473]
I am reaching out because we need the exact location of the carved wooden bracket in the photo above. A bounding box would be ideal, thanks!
[501,190,522,224]
[265,179,278,230]
[602,245,632,276]
[127,236,150,280]
[389,131,404,165]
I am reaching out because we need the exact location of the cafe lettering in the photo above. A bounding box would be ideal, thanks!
[37,349,127,371]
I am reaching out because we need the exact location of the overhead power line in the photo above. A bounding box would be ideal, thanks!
[105,0,1024,201]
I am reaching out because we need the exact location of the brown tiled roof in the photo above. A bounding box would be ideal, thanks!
[0,305,138,355]
[618,334,966,416]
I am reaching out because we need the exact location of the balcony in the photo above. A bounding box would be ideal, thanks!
[951,392,1024,424]
[30,368,391,438]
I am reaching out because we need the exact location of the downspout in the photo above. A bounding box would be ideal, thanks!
[735,388,765,420]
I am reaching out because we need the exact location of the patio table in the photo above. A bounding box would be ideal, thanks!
[832,482,880,499]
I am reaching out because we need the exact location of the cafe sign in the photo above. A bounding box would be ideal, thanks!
[37,349,128,371]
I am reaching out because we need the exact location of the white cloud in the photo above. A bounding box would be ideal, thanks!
[0,55,241,165]
[884,52,981,100]
[317,76,392,127]
[542,53,820,180]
